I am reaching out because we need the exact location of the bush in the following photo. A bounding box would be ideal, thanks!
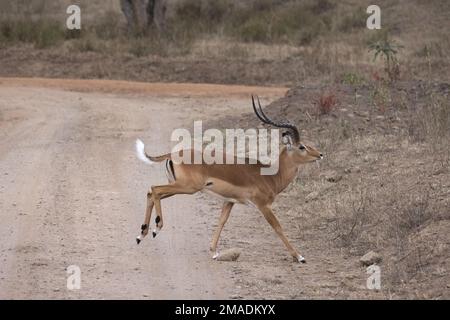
[341,72,366,86]
[173,0,335,45]
[174,0,231,34]
[339,8,366,32]
[94,11,122,40]
[175,0,203,24]
[237,15,270,43]
[229,1,332,44]
[0,19,65,48]
[35,20,65,48]
[0,0,381,55]
[315,92,338,115]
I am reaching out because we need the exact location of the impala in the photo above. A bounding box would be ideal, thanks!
[135,96,323,263]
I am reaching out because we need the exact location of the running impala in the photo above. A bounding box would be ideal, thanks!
[135,96,323,263]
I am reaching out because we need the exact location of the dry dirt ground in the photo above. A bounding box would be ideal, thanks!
[0,78,445,299]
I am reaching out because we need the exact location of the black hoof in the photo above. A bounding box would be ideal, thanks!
[301,259,306,264]
[152,232,157,238]
[136,238,141,244]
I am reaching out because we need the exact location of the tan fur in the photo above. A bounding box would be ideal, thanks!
[138,142,322,262]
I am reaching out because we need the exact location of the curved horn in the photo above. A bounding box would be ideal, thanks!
[251,95,300,143]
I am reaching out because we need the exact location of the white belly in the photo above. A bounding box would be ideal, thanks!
[200,189,257,208]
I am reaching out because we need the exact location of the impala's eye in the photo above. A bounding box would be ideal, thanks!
[299,145,306,150]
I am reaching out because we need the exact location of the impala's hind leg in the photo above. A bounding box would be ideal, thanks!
[210,201,234,259]
[151,182,201,237]
[136,190,176,244]
[136,190,154,244]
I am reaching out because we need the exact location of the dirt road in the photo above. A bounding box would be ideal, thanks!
[0,78,287,299]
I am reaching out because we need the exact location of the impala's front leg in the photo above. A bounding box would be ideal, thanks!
[210,201,234,259]
[258,204,305,263]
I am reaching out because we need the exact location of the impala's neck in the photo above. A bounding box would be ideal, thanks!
[271,147,299,194]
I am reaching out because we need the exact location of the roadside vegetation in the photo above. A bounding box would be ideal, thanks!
[0,0,448,84]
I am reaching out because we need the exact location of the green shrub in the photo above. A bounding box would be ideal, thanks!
[229,1,333,44]
[35,20,65,48]
[341,72,366,86]
[0,0,376,53]
[369,38,403,82]
[237,15,270,43]
[339,8,366,32]
[0,19,64,48]
[94,11,122,40]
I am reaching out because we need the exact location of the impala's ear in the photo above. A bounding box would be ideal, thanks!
[281,132,293,149]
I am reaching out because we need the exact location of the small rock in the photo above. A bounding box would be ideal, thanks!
[433,167,447,175]
[216,248,241,262]
[327,268,337,274]
[322,170,342,183]
[356,111,369,118]
[344,166,362,174]
[360,251,382,266]
[305,191,319,202]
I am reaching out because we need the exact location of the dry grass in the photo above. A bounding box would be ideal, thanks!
[1,0,449,84]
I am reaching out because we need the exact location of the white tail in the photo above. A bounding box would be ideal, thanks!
[135,139,153,165]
